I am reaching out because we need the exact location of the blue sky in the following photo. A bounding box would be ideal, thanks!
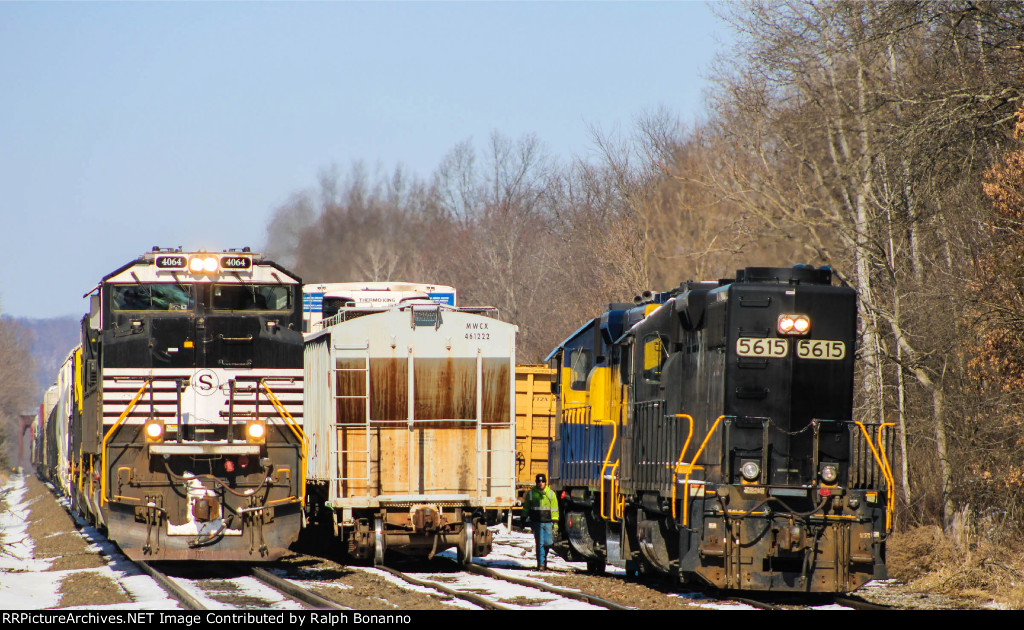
[0,1,728,320]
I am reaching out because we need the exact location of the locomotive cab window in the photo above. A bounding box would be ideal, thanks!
[568,347,593,391]
[642,333,668,384]
[212,284,292,311]
[110,284,192,311]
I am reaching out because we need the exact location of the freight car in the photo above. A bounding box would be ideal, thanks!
[514,365,556,500]
[303,298,517,565]
[34,348,77,495]
[547,266,893,592]
[34,247,306,561]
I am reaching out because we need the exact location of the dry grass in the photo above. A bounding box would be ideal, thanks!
[888,515,1024,609]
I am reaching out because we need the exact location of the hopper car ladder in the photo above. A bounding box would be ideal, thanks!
[330,344,373,500]
[474,351,515,501]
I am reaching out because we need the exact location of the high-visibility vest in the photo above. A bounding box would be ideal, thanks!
[522,486,559,523]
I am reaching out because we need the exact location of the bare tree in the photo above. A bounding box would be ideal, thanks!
[0,316,38,468]
[708,0,1024,530]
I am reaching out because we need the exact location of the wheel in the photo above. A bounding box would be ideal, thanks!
[586,557,606,574]
[373,516,385,566]
[457,517,473,566]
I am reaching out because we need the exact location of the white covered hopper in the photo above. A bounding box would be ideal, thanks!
[303,304,517,563]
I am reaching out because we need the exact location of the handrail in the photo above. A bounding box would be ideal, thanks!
[101,381,150,505]
[599,420,619,521]
[868,421,897,532]
[668,414,694,520]
[261,380,308,506]
[563,402,623,521]
[672,415,726,524]
[855,421,895,532]
[609,460,621,520]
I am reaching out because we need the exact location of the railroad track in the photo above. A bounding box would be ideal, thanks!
[723,593,892,611]
[833,595,892,610]
[366,559,631,610]
[138,562,346,610]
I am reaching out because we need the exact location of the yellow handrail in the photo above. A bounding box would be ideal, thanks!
[77,451,84,494]
[672,415,725,524]
[669,414,694,520]
[855,421,896,532]
[261,380,308,506]
[609,460,621,520]
[101,381,150,505]
[599,420,619,521]
[875,422,896,532]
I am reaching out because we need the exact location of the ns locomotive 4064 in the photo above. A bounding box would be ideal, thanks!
[547,266,893,592]
[35,248,307,561]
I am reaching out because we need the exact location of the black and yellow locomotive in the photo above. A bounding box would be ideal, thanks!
[43,247,307,561]
[548,266,892,592]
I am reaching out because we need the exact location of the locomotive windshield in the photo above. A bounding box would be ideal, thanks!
[212,284,292,311]
[569,347,592,391]
[110,284,192,311]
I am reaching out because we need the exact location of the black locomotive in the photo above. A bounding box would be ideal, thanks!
[34,248,307,561]
[547,266,892,592]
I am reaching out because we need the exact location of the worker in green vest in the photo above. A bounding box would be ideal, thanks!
[522,473,559,570]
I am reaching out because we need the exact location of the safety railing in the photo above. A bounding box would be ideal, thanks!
[101,380,151,505]
[670,415,726,525]
[261,379,309,506]
[853,421,896,532]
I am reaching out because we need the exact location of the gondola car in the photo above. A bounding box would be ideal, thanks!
[41,247,306,561]
[303,295,517,564]
[548,266,893,592]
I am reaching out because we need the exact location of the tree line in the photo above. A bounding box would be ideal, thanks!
[264,1,1023,538]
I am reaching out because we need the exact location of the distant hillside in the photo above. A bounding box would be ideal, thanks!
[4,315,80,398]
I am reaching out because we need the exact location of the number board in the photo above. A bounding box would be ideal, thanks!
[155,255,187,270]
[796,339,846,360]
[220,256,252,271]
[736,337,788,358]
[734,338,847,360]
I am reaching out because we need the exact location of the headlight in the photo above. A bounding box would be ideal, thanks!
[246,420,266,444]
[144,420,164,443]
[778,313,811,336]
[189,255,220,274]
[740,461,761,482]
[820,463,839,484]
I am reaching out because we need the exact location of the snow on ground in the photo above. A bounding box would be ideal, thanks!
[0,475,61,608]
[0,474,179,610]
